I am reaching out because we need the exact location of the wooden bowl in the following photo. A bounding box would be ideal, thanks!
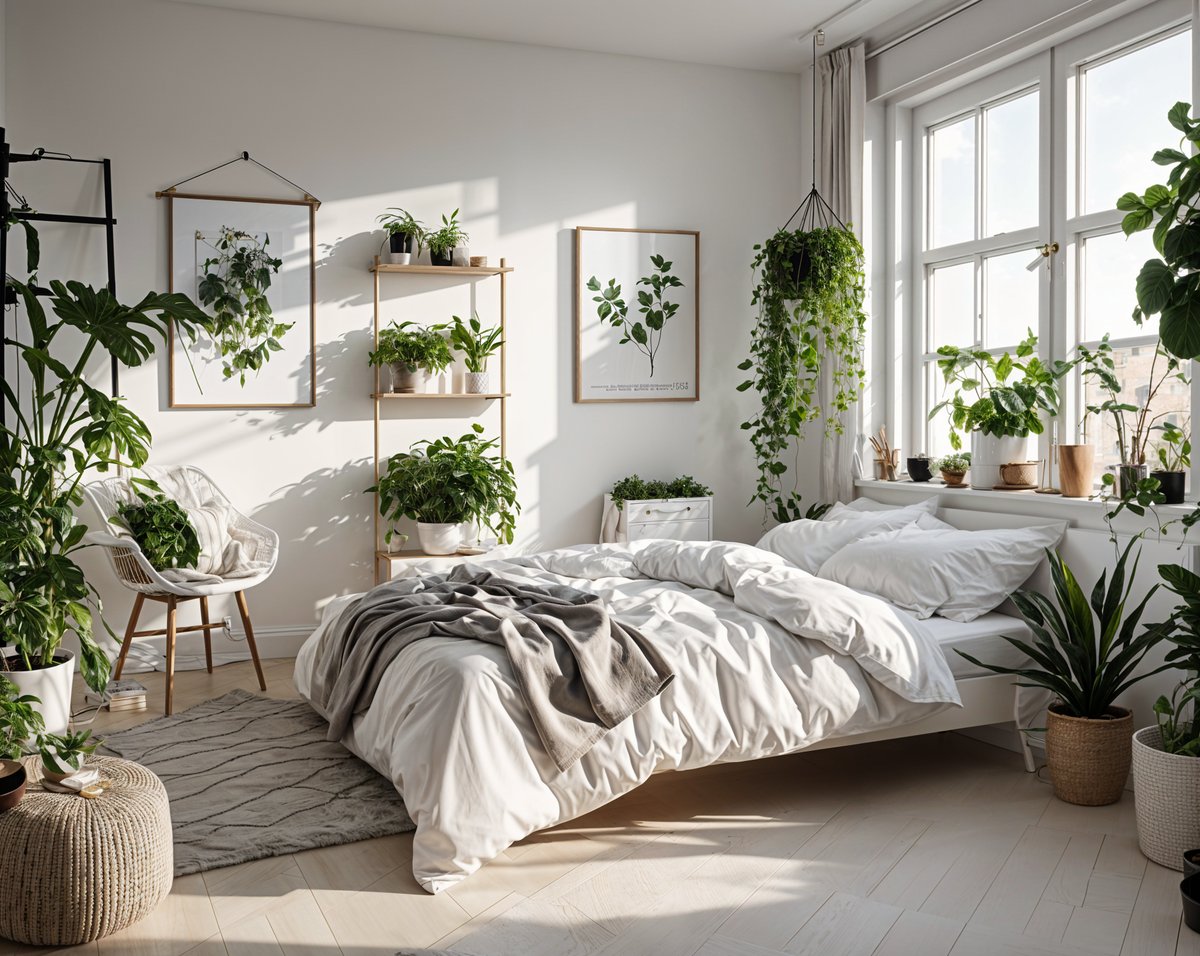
[0,761,27,812]
[999,461,1039,486]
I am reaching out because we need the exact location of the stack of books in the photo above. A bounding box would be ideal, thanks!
[84,678,148,713]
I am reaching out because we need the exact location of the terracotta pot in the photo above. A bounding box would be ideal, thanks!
[940,470,967,487]
[1058,444,1095,498]
[1045,705,1132,806]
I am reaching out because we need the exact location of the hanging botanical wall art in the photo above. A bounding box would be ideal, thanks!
[574,227,699,402]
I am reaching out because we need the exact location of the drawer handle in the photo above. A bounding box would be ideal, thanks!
[644,506,692,516]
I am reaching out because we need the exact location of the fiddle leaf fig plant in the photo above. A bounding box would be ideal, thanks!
[587,254,683,378]
[737,225,866,524]
[197,226,289,385]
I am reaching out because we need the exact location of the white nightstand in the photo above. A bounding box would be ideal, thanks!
[601,494,714,543]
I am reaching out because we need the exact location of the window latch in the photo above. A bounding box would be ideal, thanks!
[1026,241,1060,272]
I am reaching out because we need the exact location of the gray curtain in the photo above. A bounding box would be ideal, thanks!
[814,42,866,504]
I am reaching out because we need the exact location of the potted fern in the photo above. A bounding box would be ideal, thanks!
[957,539,1169,805]
[1132,563,1200,869]
[368,321,453,393]
[371,424,518,554]
[450,312,502,394]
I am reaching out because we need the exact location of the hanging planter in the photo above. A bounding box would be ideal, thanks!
[738,190,866,524]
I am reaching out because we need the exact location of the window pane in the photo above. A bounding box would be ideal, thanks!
[1082,30,1191,214]
[930,115,975,248]
[926,362,955,459]
[985,90,1039,236]
[930,261,975,349]
[1082,230,1157,342]
[983,249,1039,349]
[1083,345,1190,480]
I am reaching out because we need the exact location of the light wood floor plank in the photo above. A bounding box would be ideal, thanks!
[1062,905,1130,956]
[968,826,1071,931]
[872,909,963,956]
[783,891,902,955]
[1121,862,1183,956]
[1042,831,1104,907]
[1024,899,1074,943]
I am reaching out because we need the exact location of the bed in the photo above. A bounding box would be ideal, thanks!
[295,515,1052,895]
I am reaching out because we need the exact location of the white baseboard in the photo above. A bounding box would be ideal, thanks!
[956,723,1045,756]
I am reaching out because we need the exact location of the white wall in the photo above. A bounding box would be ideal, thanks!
[5,0,801,653]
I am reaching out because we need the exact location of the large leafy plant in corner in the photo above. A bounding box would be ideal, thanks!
[0,275,211,692]
[1121,101,1200,361]
[737,226,865,523]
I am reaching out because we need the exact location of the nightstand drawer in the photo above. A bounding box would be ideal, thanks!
[626,517,712,542]
[624,498,712,522]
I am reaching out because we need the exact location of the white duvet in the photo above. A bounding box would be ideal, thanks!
[294,540,961,893]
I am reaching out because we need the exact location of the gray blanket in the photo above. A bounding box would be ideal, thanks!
[309,566,674,772]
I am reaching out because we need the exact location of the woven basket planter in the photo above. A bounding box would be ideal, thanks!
[0,755,172,946]
[1133,726,1200,870]
[1045,705,1132,806]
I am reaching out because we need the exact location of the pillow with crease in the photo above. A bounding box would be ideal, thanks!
[824,499,952,531]
[755,498,939,574]
[816,522,1067,622]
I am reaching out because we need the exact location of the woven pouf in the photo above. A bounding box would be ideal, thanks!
[0,755,173,946]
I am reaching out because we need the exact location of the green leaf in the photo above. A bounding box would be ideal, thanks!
[1161,292,1200,359]
[1168,101,1193,133]
[1135,258,1176,315]
[1154,147,1189,166]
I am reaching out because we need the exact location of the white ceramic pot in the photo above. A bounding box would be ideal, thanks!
[451,246,471,267]
[5,651,75,735]
[385,252,412,266]
[970,432,1031,489]
[389,363,427,393]
[417,522,463,555]
[1132,726,1200,870]
[465,371,489,394]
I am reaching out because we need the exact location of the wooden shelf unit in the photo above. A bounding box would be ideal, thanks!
[371,255,511,584]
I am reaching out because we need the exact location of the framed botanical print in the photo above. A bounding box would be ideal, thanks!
[574,226,699,403]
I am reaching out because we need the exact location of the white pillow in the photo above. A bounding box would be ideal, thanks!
[183,499,233,574]
[824,499,952,531]
[755,499,939,574]
[816,522,1067,623]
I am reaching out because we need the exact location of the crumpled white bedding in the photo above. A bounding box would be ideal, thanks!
[294,540,961,894]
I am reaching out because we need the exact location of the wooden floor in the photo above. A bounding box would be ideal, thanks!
[2,659,1193,956]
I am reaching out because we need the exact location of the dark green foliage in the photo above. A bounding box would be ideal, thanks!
[115,493,201,571]
[371,424,519,545]
[368,320,454,373]
[1150,564,1200,756]
[425,209,469,257]
[0,272,212,692]
[930,331,1073,451]
[450,313,503,373]
[197,226,288,385]
[0,675,45,761]
[609,474,712,509]
[738,226,865,523]
[1120,102,1200,360]
[377,207,425,255]
[37,729,99,776]
[587,254,683,378]
[957,539,1170,719]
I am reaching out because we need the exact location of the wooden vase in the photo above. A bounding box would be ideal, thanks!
[1057,444,1094,498]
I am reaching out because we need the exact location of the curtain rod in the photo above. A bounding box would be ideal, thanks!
[865,0,984,60]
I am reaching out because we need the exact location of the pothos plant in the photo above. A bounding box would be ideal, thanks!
[197,226,289,385]
[587,254,683,379]
[930,331,1072,450]
[737,226,866,524]
[609,474,712,509]
[114,492,201,571]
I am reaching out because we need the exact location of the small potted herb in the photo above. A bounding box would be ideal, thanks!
[368,321,453,393]
[114,492,201,570]
[1150,420,1189,505]
[450,312,503,394]
[425,209,469,267]
[377,208,424,265]
[0,675,44,811]
[936,452,971,487]
[37,729,99,785]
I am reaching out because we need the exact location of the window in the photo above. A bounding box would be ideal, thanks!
[910,10,1191,478]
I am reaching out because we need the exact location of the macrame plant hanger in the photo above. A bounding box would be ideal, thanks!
[780,30,848,236]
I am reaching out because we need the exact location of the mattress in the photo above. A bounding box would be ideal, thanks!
[914,610,1033,680]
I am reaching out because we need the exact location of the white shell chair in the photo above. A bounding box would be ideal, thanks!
[82,466,278,715]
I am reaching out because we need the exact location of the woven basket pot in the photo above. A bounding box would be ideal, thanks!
[1045,705,1132,806]
[1133,726,1200,870]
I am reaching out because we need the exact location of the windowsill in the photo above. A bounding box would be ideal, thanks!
[854,478,1199,542]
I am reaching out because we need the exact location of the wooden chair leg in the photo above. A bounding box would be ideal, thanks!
[199,596,213,674]
[165,597,178,716]
[235,591,267,692]
[113,594,145,681]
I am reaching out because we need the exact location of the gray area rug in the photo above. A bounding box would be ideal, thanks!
[102,689,414,876]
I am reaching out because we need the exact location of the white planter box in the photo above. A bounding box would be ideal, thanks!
[602,494,713,543]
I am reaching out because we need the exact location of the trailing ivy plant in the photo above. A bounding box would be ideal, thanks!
[609,474,712,509]
[587,254,683,379]
[1119,101,1200,360]
[197,226,288,385]
[114,492,201,571]
[737,226,866,524]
